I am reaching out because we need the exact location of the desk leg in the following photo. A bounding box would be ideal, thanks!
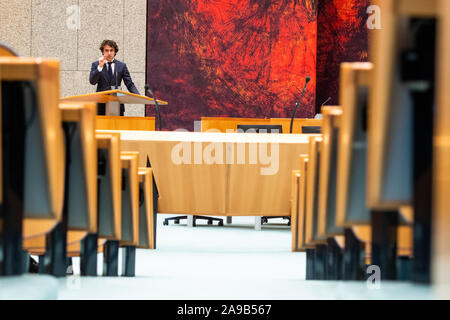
[226,217,232,225]
[106,101,120,116]
[254,217,262,231]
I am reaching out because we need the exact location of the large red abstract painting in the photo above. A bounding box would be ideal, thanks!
[315,0,369,112]
[146,0,318,131]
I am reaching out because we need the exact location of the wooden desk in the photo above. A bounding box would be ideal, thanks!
[96,116,156,131]
[98,130,312,217]
[201,117,322,134]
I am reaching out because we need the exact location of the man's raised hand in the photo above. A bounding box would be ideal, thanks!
[99,56,107,68]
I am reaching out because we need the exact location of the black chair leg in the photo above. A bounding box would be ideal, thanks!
[314,244,328,280]
[81,233,98,276]
[22,251,30,274]
[397,256,413,281]
[38,255,46,274]
[121,246,136,277]
[45,222,68,277]
[306,248,315,280]
[343,228,365,280]
[371,210,398,280]
[327,238,342,280]
[103,240,119,277]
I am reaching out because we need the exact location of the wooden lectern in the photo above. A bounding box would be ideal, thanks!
[60,89,168,116]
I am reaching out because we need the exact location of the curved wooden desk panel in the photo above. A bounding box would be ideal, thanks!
[201,117,322,134]
[103,130,312,217]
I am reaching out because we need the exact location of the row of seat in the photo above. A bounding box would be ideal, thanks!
[291,0,441,282]
[0,52,157,277]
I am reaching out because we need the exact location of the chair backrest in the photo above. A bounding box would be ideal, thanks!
[305,135,326,246]
[290,170,300,251]
[60,103,98,233]
[96,132,122,240]
[297,155,309,251]
[335,62,373,227]
[433,0,450,289]
[120,151,140,246]
[137,167,155,249]
[367,0,437,209]
[0,58,65,238]
[317,106,343,239]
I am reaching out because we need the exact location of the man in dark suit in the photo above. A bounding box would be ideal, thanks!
[89,39,140,116]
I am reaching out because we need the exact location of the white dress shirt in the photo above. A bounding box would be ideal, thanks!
[98,58,115,75]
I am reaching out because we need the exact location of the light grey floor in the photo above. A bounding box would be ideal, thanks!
[1,214,448,299]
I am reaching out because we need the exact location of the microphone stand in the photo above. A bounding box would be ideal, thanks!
[145,84,161,131]
[289,77,311,134]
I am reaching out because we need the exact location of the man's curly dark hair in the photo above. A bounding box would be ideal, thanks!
[99,40,119,55]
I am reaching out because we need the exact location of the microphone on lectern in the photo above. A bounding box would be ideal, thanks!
[145,84,162,131]
[289,76,311,134]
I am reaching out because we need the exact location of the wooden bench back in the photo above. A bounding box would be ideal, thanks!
[0,58,65,238]
[317,106,343,238]
[120,152,140,246]
[335,62,373,227]
[96,132,122,240]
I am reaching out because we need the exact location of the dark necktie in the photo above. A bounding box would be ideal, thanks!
[107,62,113,82]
